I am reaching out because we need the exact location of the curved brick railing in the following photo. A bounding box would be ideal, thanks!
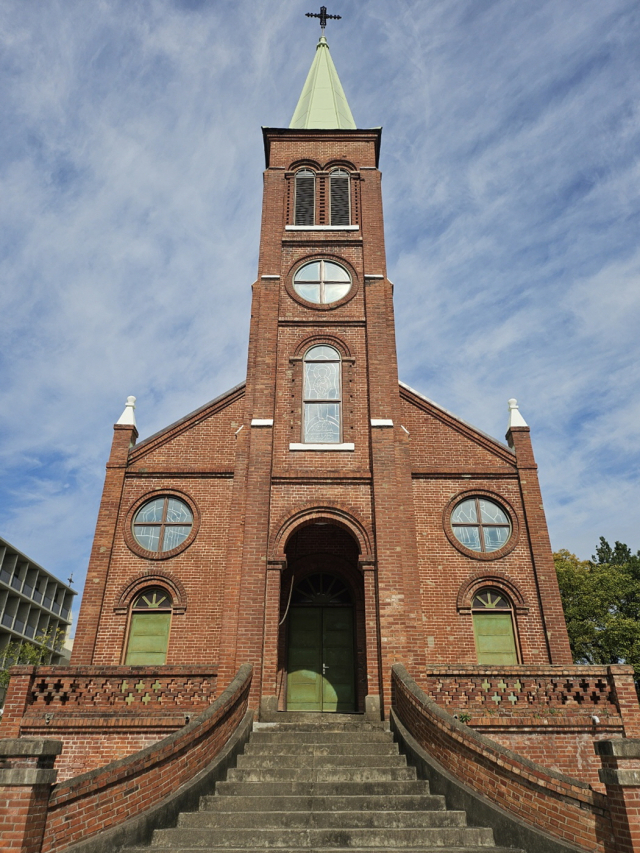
[392,663,614,852]
[41,663,252,853]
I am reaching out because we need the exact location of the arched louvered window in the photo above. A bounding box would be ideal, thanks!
[295,169,315,226]
[303,345,342,443]
[124,587,172,665]
[330,169,350,226]
[472,588,519,665]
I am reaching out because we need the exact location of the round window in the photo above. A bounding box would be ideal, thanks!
[451,497,511,553]
[132,496,193,553]
[293,260,351,305]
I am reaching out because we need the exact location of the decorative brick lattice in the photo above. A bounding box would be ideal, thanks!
[423,666,619,717]
[25,667,217,713]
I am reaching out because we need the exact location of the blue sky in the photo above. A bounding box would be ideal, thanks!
[1,0,639,624]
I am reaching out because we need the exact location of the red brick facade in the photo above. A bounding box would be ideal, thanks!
[68,126,572,718]
[4,103,640,853]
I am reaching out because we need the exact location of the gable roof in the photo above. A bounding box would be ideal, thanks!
[399,380,516,464]
[129,381,245,462]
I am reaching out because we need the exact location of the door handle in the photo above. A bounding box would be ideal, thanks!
[322,664,329,674]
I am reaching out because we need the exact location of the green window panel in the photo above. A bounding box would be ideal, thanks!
[473,612,518,665]
[125,612,171,665]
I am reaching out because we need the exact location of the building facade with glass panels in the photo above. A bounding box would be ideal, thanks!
[0,535,75,676]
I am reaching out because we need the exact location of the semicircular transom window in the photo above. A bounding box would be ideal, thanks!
[132,496,193,553]
[291,573,352,607]
[451,497,511,553]
[293,260,352,305]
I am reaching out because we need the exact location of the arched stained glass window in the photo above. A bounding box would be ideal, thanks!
[124,587,172,665]
[303,345,342,443]
[472,588,519,664]
[295,169,315,226]
[330,169,350,226]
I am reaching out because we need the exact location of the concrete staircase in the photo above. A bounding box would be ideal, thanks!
[131,714,523,851]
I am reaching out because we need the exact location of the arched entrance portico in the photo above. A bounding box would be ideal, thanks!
[276,522,367,713]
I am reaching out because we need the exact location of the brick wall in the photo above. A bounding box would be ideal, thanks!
[1,665,218,779]
[416,664,640,792]
[67,124,574,720]
[40,664,251,852]
[393,663,615,851]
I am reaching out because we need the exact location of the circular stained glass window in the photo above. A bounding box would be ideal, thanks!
[293,260,351,305]
[451,497,511,553]
[132,496,193,553]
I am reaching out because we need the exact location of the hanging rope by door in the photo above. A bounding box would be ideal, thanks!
[279,576,295,626]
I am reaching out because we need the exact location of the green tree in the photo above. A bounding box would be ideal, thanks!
[555,538,640,688]
[0,629,65,691]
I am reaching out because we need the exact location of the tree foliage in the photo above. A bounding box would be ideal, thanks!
[0,629,64,690]
[555,538,640,686]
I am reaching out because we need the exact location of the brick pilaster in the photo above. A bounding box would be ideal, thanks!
[507,425,572,663]
[218,278,279,702]
[0,738,62,853]
[596,739,640,852]
[610,665,640,738]
[365,277,425,712]
[0,666,36,738]
[71,423,137,664]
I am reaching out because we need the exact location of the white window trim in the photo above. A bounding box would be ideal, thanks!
[289,442,355,451]
[285,225,359,231]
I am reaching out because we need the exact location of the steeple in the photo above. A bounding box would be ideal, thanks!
[290,35,356,130]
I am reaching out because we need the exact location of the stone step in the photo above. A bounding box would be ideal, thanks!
[199,794,446,812]
[134,847,521,853]
[227,766,416,783]
[151,826,496,848]
[178,809,467,829]
[249,730,392,744]
[253,722,384,733]
[216,780,432,797]
[244,741,399,756]
[236,753,407,769]
[256,713,382,727]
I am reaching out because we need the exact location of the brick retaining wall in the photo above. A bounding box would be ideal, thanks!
[40,663,251,852]
[392,663,614,851]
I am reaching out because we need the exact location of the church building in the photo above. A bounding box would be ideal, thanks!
[71,27,573,718]
[4,18,640,853]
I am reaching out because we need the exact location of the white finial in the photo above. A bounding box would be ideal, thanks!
[116,395,137,427]
[507,398,528,429]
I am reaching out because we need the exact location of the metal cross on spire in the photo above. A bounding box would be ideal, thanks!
[306,5,341,34]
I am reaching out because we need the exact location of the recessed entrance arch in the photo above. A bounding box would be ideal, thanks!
[278,522,365,713]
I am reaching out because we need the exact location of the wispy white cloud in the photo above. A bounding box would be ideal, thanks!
[0,0,639,622]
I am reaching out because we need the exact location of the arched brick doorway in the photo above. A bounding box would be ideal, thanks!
[276,523,366,713]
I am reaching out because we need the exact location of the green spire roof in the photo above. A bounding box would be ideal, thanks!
[290,36,356,130]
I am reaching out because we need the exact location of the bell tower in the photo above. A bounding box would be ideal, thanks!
[217,22,425,715]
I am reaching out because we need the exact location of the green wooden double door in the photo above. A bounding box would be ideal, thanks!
[286,606,356,712]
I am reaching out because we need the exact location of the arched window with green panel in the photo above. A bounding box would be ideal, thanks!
[124,587,172,665]
[472,588,519,665]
